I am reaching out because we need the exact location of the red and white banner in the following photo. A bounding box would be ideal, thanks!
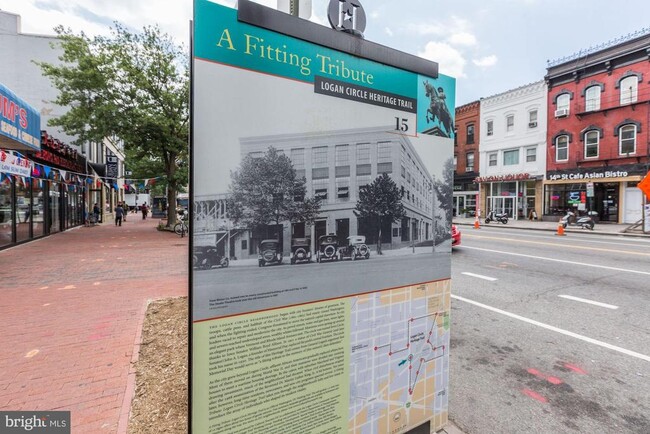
[0,149,32,177]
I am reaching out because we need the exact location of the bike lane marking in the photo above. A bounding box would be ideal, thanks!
[452,294,650,362]
[558,295,619,310]
[461,272,497,281]
[461,246,650,276]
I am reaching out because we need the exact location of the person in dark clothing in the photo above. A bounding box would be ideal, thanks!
[141,202,148,220]
[92,203,100,224]
[115,203,124,226]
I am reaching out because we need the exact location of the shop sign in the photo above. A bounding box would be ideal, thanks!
[586,182,594,197]
[0,149,32,177]
[475,173,530,183]
[0,83,41,151]
[548,170,628,181]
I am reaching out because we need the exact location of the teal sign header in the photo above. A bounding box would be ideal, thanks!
[194,0,419,98]
[0,82,41,151]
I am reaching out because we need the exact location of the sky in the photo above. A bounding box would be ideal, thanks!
[2,0,650,106]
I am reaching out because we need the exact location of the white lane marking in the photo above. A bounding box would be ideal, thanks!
[558,295,619,310]
[462,246,650,276]
[461,272,497,281]
[452,294,650,362]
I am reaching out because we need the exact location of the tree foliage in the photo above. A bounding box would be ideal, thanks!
[354,173,405,254]
[433,157,454,230]
[228,148,321,233]
[38,24,189,225]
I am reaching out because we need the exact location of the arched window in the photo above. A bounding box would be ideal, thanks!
[620,76,638,105]
[585,86,600,111]
[556,93,570,111]
[584,131,599,158]
[619,125,637,154]
[556,135,569,161]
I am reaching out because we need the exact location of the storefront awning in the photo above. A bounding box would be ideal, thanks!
[0,82,41,152]
[88,162,106,177]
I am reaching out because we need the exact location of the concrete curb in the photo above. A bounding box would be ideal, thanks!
[454,221,649,238]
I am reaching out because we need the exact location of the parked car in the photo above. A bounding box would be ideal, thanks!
[258,239,283,267]
[451,224,461,247]
[316,234,339,263]
[338,235,370,261]
[290,238,312,265]
[193,246,229,270]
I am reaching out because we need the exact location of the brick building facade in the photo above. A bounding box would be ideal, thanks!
[453,101,480,217]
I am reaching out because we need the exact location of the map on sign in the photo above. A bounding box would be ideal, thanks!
[349,281,450,433]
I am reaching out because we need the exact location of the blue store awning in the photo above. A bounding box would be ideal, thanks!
[0,82,41,152]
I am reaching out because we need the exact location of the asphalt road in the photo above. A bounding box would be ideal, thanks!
[450,227,650,433]
[193,249,451,320]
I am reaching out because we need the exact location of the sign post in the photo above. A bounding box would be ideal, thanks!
[191,1,455,432]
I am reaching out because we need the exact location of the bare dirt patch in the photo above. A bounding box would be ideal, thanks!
[128,297,188,434]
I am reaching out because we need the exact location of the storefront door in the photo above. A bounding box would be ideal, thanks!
[489,197,515,218]
[595,183,619,223]
[453,196,465,217]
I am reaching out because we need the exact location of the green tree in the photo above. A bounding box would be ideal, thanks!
[228,147,321,235]
[433,157,454,238]
[354,173,405,255]
[38,24,188,226]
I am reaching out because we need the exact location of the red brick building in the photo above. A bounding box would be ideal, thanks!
[453,100,480,217]
[545,32,650,224]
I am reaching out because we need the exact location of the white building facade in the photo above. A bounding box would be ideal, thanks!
[478,81,548,220]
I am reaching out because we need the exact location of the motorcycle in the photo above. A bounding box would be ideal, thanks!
[561,211,595,230]
[484,210,508,224]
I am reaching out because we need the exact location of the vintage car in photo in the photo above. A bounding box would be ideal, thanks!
[337,235,370,261]
[290,237,312,265]
[451,224,461,247]
[193,246,229,270]
[316,234,339,263]
[258,239,283,267]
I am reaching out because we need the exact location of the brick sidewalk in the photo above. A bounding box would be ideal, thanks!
[0,214,187,433]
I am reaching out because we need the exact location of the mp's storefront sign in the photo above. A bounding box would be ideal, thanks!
[0,83,41,151]
[547,164,647,182]
[191,1,454,433]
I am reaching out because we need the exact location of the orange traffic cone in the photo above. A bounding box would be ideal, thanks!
[556,218,566,236]
[473,215,480,229]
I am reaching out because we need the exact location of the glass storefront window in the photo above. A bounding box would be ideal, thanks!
[0,177,13,248]
[49,182,61,234]
[15,177,32,243]
[32,180,45,237]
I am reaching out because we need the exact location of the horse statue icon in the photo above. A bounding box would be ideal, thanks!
[423,80,453,137]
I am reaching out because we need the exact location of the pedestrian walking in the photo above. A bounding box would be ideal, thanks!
[141,202,148,220]
[122,201,127,222]
[115,203,124,226]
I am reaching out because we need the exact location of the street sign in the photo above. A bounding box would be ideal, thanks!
[638,171,650,201]
[586,182,594,197]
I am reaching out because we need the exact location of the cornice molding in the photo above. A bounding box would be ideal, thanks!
[480,81,546,107]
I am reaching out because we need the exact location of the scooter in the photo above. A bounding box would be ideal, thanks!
[561,211,595,230]
[484,210,508,224]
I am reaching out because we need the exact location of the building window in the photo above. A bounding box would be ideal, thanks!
[486,120,493,136]
[401,165,406,178]
[241,240,248,251]
[313,146,328,167]
[585,86,600,111]
[377,142,392,162]
[584,131,599,158]
[506,115,514,132]
[314,188,328,200]
[356,143,370,164]
[488,152,497,166]
[466,152,474,172]
[556,135,568,161]
[453,155,457,170]
[466,124,475,144]
[377,162,392,174]
[337,185,349,200]
[528,110,538,128]
[619,125,637,154]
[620,76,638,105]
[312,167,329,179]
[357,164,372,176]
[503,149,519,165]
[290,148,305,179]
[335,145,349,165]
[335,166,350,177]
[526,147,536,162]
[556,93,570,115]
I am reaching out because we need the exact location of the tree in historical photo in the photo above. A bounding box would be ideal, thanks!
[354,173,406,255]
[433,157,454,243]
[38,24,189,227]
[228,147,321,237]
